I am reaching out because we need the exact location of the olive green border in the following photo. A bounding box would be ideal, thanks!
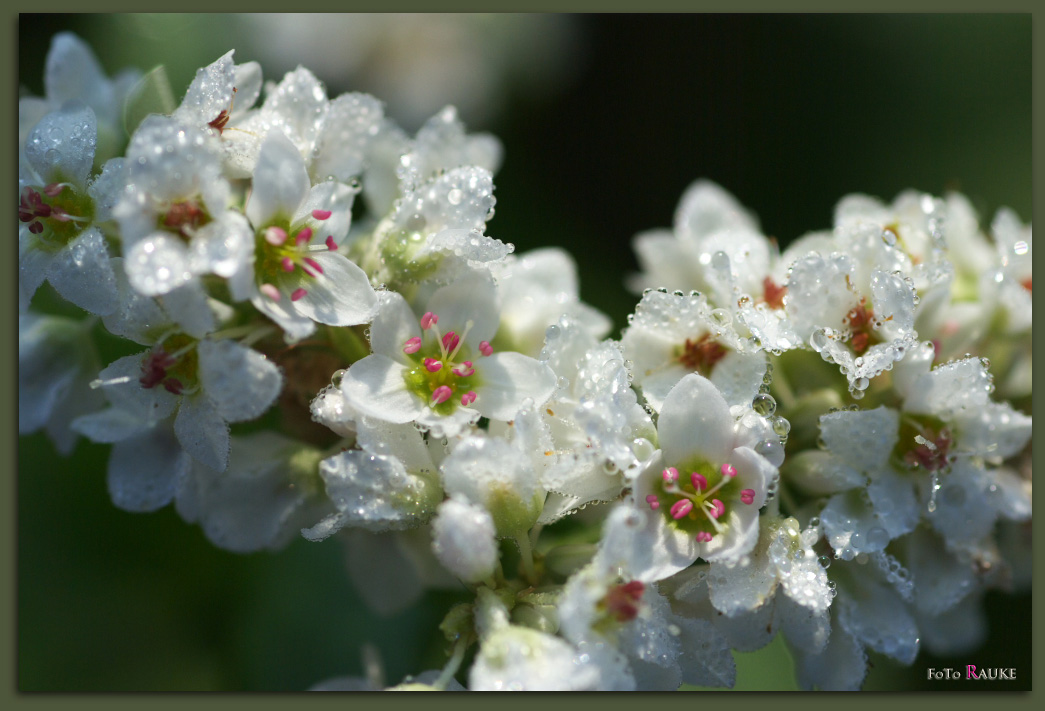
[5,2,1040,710]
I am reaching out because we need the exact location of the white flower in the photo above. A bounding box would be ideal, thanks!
[246,130,378,340]
[621,289,767,412]
[19,102,119,315]
[18,312,105,454]
[626,373,774,579]
[339,274,556,437]
[431,496,499,583]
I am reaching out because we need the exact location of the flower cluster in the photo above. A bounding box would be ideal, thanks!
[19,36,1031,691]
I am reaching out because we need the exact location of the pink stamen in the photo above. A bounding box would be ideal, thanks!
[260,283,281,302]
[670,499,694,520]
[931,339,941,362]
[431,385,452,404]
[325,236,337,251]
[301,263,318,278]
[265,226,288,246]
[424,358,443,373]
[709,499,725,519]
[303,257,323,275]
[421,312,439,330]
[645,494,660,510]
[452,361,475,377]
[28,221,43,234]
[403,337,422,354]
[662,467,679,484]
[691,472,708,491]
[696,531,713,543]
[720,463,737,478]
[43,183,65,197]
[740,489,756,505]
[311,209,332,220]
[295,227,313,245]
[163,378,184,395]
[479,341,493,357]
[50,207,71,222]
[442,331,460,352]
[460,391,477,406]
[281,257,295,272]
[290,288,308,302]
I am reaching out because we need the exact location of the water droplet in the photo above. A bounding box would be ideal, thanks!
[752,393,777,417]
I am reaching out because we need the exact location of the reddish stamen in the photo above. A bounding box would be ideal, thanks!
[452,361,475,377]
[709,499,725,519]
[424,358,443,373]
[442,331,460,353]
[163,378,184,395]
[28,221,43,234]
[645,494,660,510]
[260,283,281,302]
[295,227,313,246]
[691,472,708,491]
[290,288,308,302]
[281,257,295,272]
[312,209,332,220]
[421,312,439,330]
[678,334,727,375]
[325,236,337,251]
[479,341,493,357]
[670,499,694,520]
[696,531,713,543]
[43,183,65,197]
[460,391,477,406]
[720,463,737,478]
[763,276,787,310]
[662,467,679,484]
[265,226,288,246]
[403,337,422,354]
[601,581,645,622]
[431,385,452,404]
[302,257,323,275]
[740,489,756,505]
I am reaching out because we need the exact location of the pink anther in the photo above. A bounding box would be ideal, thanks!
[43,183,66,197]
[442,331,460,352]
[720,463,737,478]
[260,283,281,302]
[460,391,477,407]
[740,489,756,505]
[290,288,308,302]
[294,227,313,245]
[424,358,443,373]
[421,312,438,330]
[265,226,288,246]
[431,386,453,404]
[325,236,337,251]
[662,467,679,484]
[696,531,713,543]
[709,499,725,519]
[452,361,475,377]
[303,257,323,275]
[670,499,694,520]
[479,341,493,357]
[645,494,660,510]
[311,209,332,220]
[403,337,422,355]
[691,472,708,491]
[281,257,295,272]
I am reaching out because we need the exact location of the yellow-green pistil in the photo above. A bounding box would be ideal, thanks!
[401,310,492,416]
[646,459,756,543]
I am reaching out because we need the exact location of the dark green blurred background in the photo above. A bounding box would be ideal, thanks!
[18,14,1031,691]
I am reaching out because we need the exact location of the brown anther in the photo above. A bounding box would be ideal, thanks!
[600,581,645,623]
[844,298,876,354]
[762,276,787,310]
[163,200,206,237]
[207,87,237,134]
[678,334,728,376]
[1021,277,1032,293]
[903,427,953,472]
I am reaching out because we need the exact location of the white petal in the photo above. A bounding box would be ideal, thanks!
[474,352,556,421]
[776,595,831,655]
[631,230,702,293]
[18,231,54,309]
[819,406,899,473]
[988,467,1032,522]
[46,228,117,315]
[24,102,97,190]
[125,232,193,297]
[355,418,435,474]
[783,450,865,496]
[174,394,230,471]
[906,528,976,616]
[710,350,769,409]
[425,272,500,346]
[71,407,149,443]
[123,115,226,206]
[187,210,254,279]
[342,530,425,616]
[658,373,734,467]
[294,180,356,245]
[368,290,422,362]
[408,166,495,236]
[431,497,499,582]
[87,157,125,222]
[95,353,179,423]
[785,252,859,339]
[821,490,894,560]
[866,469,919,541]
[311,92,384,182]
[903,356,993,419]
[247,130,310,226]
[257,67,326,155]
[594,501,697,584]
[158,280,215,338]
[638,364,690,413]
[174,50,235,126]
[836,569,919,664]
[952,402,1032,460]
[915,593,987,657]
[197,339,282,422]
[708,550,777,616]
[232,62,262,116]
[790,616,866,691]
[292,252,377,327]
[107,427,190,512]
[676,618,737,688]
[250,290,315,341]
[341,355,423,424]
[928,459,997,545]
[45,33,114,122]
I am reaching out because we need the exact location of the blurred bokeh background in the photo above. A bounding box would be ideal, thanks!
[18,13,1031,691]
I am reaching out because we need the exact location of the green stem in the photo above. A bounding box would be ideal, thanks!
[433,637,470,691]
[514,530,537,585]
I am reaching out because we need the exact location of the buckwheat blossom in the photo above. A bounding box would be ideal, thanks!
[19,102,120,315]
[339,274,556,437]
[628,373,773,579]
